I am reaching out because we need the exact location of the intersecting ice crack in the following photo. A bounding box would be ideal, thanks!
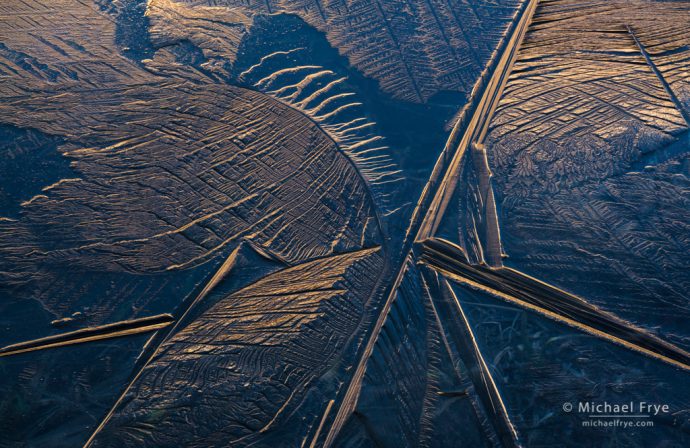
[3,0,690,446]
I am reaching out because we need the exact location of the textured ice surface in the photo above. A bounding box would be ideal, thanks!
[1,0,690,447]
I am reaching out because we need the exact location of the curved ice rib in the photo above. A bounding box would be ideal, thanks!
[238,47,306,79]
[241,60,403,203]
